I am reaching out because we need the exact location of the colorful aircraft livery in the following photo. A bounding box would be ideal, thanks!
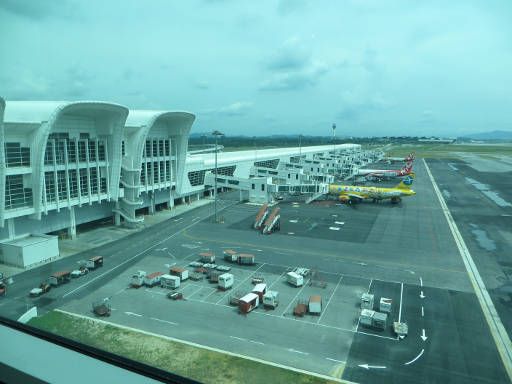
[357,161,413,179]
[328,173,416,204]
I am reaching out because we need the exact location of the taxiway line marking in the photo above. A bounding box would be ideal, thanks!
[317,275,343,324]
[149,317,178,326]
[288,348,309,355]
[421,306,424,317]
[398,282,404,323]
[419,277,423,287]
[326,358,346,364]
[424,159,512,378]
[62,205,234,299]
[404,349,424,365]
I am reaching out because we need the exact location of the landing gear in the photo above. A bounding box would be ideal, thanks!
[391,197,401,204]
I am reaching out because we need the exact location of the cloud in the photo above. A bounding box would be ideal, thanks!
[418,109,436,124]
[337,92,391,122]
[261,38,328,91]
[62,66,93,97]
[260,61,328,91]
[266,37,311,71]
[0,69,53,99]
[202,101,254,117]
[195,81,210,90]
[0,0,77,20]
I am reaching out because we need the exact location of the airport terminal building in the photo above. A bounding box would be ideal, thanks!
[0,97,373,267]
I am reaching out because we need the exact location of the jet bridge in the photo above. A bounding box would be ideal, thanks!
[204,172,329,204]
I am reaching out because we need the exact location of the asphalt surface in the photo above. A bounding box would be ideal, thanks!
[426,158,512,342]
[0,158,510,383]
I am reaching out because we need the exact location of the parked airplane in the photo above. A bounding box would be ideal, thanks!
[383,153,415,163]
[357,161,413,179]
[328,173,416,204]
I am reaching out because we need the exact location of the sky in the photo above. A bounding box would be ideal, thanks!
[1,0,511,137]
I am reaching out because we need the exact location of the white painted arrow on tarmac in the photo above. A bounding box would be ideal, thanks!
[420,290,426,299]
[421,329,428,342]
[358,364,386,370]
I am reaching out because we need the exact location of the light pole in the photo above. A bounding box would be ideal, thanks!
[212,130,224,223]
[298,134,302,160]
[332,123,336,171]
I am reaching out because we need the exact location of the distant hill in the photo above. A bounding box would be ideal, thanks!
[461,130,512,140]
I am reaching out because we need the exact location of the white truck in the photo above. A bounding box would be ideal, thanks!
[218,273,234,290]
[170,267,189,281]
[263,290,279,309]
[308,295,322,315]
[286,271,304,287]
[144,272,164,287]
[161,274,180,289]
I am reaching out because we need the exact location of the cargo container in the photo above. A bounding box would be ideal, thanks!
[199,252,215,263]
[359,309,374,327]
[286,271,303,287]
[359,309,388,330]
[223,249,238,262]
[308,295,322,314]
[86,256,103,270]
[373,311,388,330]
[131,271,146,288]
[252,283,267,301]
[49,271,71,286]
[161,274,180,289]
[263,290,279,309]
[238,292,259,314]
[208,270,222,283]
[379,297,392,313]
[144,272,164,287]
[293,303,307,317]
[361,293,374,310]
[170,267,189,281]
[238,253,255,265]
[218,273,234,290]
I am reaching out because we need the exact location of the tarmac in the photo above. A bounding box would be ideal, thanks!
[0,158,510,383]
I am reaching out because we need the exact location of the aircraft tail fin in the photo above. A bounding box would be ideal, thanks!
[395,172,415,189]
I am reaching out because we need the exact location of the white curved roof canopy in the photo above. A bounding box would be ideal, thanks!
[3,100,129,123]
[126,110,195,128]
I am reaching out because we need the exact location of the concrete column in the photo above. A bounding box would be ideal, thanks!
[114,202,121,226]
[68,206,77,239]
[7,218,15,239]
[149,193,155,215]
[196,193,201,202]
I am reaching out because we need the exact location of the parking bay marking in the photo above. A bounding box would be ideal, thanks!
[62,209,227,299]
[317,275,343,324]
[280,278,311,316]
[185,297,398,341]
[355,279,373,332]
[215,263,266,305]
